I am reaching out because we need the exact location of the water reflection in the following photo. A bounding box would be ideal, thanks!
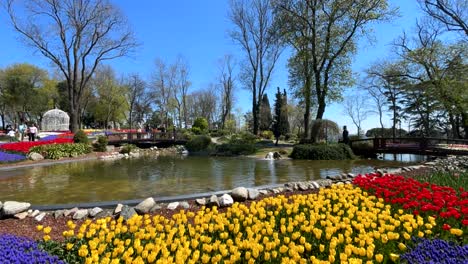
[0,156,417,205]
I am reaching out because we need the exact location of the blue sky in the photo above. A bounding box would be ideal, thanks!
[0,0,425,134]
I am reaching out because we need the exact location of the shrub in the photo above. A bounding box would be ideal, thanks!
[261,130,274,139]
[215,142,256,156]
[181,129,194,140]
[191,127,202,135]
[186,135,212,152]
[278,135,286,141]
[209,129,230,137]
[193,117,208,131]
[290,143,355,160]
[93,136,108,152]
[214,133,257,156]
[73,130,89,144]
[120,144,137,154]
[29,143,92,160]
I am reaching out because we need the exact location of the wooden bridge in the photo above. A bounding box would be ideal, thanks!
[105,131,188,148]
[349,137,468,156]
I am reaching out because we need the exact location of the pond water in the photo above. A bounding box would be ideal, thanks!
[0,155,421,205]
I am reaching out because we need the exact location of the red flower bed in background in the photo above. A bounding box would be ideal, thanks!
[0,138,73,153]
[353,173,468,227]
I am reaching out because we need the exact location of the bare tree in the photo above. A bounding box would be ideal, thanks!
[343,92,370,138]
[419,0,468,36]
[187,86,218,128]
[218,54,236,130]
[125,74,148,130]
[173,56,191,129]
[151,59,173,130]
[229,0,282,135]
[363,81,387,137]
[6,0,136,132]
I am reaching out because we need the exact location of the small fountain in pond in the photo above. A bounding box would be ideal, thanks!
[41,109,70,131]
[265,152,282,160]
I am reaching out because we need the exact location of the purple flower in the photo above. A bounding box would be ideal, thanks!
[0,234,64,264]
[0,150,26,162]
[39,135,58,141]
[402,238,468,264]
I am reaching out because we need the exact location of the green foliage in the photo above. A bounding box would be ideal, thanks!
[185,135,212,152]
[412,171,467,193]
[191,127,202,135]
[209,129,230,137]
[273,87,290,140]
[290,143,355,160]
[119,144,137,154]
[193,117,208,131]
[93,136,108,152]
[366,127,407,138]
[73,130,89,144]
[38,240,81,264]
[29,143,92,160]
[260,130,274,140]
[259,94,272,131]
[214,132,257,156]
[182,129,194,140]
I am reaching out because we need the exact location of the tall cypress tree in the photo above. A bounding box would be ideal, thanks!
[281,89,290,135]
[259,94,272,131]
[273,87,289,145]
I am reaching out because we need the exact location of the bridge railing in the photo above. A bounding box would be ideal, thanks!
[349,137,468,151]
[106,131,188,142]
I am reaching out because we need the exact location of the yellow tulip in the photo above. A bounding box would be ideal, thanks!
[390,253,399,262]
[375,254,384,263]
[450,228,463,236]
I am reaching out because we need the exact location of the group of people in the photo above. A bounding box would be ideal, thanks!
[5,122,38,142]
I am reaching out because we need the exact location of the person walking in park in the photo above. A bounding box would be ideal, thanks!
[18,122,27,141]
[7,128,16,142]
[28,123,38,141]
[342,126,349,145]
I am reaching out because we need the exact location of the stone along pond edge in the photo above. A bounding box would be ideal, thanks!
[0,155,465,223]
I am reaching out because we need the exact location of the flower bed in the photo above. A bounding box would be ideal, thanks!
[0,138,73,153]
[401,238,468,264]
[35,184,465,263]
[353,174,467,240]
[0,234,64,263]
[0,150,26,163]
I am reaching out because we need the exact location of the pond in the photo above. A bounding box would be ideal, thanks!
[0,155,421,205]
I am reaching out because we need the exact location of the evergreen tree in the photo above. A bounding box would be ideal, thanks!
[273,87,289,145]
[259,94,272,131]
[281,89,290,135]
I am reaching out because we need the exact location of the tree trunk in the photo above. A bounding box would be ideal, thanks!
[70,109,79,132]
[252,93,259,135]
[303,75,311,140]
[461,112,468,139]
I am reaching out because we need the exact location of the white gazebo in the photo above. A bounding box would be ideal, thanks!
[41,109,70,131]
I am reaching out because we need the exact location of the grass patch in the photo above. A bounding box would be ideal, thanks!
[412,171,467,194]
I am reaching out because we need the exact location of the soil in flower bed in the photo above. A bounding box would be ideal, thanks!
[0,189,320,242]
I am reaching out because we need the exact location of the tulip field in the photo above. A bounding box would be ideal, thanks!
[5,173,457,264]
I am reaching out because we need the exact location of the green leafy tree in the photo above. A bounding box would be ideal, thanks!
[92,66,128,128]
[274,0,397,139]
[0,63,48,127]
[193,117,209,131]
